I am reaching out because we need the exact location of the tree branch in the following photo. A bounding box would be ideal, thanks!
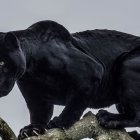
[0,112,134,140]
[0,117,17,140]
[24,112,134,140]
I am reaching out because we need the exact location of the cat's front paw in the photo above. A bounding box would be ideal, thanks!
[18,124,47,140]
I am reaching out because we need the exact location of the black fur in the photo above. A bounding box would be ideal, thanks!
[0,20,140,139]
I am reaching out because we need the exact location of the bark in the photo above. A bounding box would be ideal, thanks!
[0,112,134,140]
[0,117,17,140]
[24,112,134,140]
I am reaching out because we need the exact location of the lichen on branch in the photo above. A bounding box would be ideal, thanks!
[0,111,134,140]
[23,111,134,140]
[0,117,17,140]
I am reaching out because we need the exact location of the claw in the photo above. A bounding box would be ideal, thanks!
[33,130,39,136]
[23,132,29,138]
[45,129,48,132]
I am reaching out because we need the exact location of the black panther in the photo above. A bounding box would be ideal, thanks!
[0,20,140,139]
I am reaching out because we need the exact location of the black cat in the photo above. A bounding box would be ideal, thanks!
[0,20,139,139]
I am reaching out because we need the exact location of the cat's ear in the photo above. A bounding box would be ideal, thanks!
[4,32,20,51]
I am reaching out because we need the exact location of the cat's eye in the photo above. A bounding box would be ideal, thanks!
[0,61,5,66]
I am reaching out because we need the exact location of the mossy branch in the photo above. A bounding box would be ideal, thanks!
[24,112,134,140]
[0,112,134,140]
[0,117,17,140]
